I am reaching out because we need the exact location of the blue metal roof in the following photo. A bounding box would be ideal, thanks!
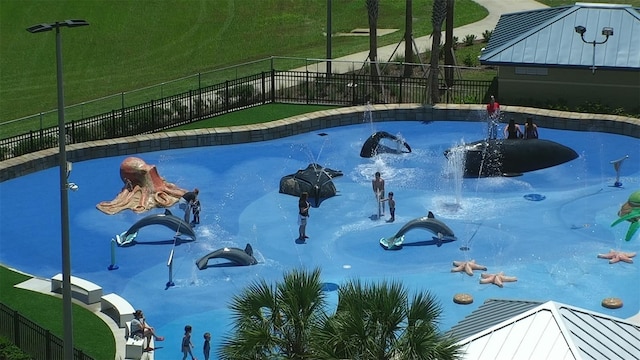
[479,3,640,70]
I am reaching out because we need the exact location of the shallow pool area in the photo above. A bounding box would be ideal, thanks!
[1,120,638,359]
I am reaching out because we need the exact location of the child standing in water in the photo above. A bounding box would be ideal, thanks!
[182,325,197,360]
[191,198,201,225]
[203,332,211,360]
[382,192,396,222]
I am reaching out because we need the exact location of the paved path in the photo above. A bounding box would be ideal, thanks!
[293,0,548,72]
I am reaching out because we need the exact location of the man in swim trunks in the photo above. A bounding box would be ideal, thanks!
[372,172,385,216]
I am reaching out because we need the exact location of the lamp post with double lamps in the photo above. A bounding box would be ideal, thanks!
[574,25,614,74]
[26,19,89,359]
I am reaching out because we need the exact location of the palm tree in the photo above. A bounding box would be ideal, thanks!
[444,0,455,88]
[313,279,463,360]
[218,268,327,360]
[403,0,414,77]
[366,0,380,91]
[429,0,447,104]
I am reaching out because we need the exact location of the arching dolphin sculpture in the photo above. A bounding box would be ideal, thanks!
[280,163,343,207]
[196,243,258,269]
[115,209,195,246]
[360,131,412,158]
[444,139,578,178]
[380,212,456,250]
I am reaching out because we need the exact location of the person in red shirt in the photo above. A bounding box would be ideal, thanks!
[486,95,500,139]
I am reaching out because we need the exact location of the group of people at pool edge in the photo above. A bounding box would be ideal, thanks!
[131,309,210,359]
[486,95,539,140]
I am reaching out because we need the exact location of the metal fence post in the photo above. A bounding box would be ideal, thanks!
[270,69,276,102]
[45,329,52,359]
[13,310,19,346]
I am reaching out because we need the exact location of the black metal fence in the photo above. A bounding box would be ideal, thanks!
[0,69,493,160]
[0,303,95,360]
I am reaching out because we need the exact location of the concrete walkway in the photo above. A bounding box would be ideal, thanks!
[293,0,548,72]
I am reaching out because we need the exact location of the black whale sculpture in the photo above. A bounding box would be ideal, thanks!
[360,131,412,158]
[444,139,578,178]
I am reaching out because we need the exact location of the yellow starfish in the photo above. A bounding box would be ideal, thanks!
[597,250,636,264]
[479,272,517,288]
[451,260,487,276]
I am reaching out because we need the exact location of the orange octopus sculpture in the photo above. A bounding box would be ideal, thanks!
[97,157,187,215]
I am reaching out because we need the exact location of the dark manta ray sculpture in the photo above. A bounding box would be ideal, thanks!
[360,131,412,158]
[444,139,578,178]
[279,163,343,207]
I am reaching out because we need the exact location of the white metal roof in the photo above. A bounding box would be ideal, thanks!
[455,300,640,360]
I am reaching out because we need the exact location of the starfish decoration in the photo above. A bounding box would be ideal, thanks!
[597,250,636,264]
[451,260,487,276]
[479,272,517,288]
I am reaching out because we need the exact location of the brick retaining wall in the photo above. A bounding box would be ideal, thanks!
[1,104,637,182]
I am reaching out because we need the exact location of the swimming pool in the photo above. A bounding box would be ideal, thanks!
[1,120,638,358]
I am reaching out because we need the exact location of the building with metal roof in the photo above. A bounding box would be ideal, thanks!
[479,2,640,112]
[448,299,640,360]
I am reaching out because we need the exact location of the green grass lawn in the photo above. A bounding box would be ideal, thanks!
[0,0,487,124]
[0,266,115,360]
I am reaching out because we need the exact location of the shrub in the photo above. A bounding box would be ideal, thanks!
[0,336,32,360]
[0,146,10,160]
[463,53,478,67]
[464,34,476,46]
[13,135,57,157]
[482,30,492,43]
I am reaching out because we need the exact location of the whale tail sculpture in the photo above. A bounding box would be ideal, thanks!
[380,212,456,250]
[360,131,412,158]
[196,243,258,269]
[115,209,195,246]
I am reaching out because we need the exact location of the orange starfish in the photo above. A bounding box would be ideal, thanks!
[451,260,487,276]
[479,272,517,288]
[597,250,636,264]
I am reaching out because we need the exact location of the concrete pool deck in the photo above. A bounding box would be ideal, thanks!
[1,103,638,182]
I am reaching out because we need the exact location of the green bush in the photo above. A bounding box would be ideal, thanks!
[463,53,478,67]
[0,146,9,160]
[464,34,477,46]
[13,136,57,157]
[482,30,492,43]
[0,337,33,360]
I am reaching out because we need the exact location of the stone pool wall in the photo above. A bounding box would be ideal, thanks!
[1,103,638,182]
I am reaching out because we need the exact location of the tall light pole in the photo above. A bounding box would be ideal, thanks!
[326,0,332,78]
[574,25,613,74]
[27,19,89,360]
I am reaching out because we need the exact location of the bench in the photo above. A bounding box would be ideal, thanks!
[100,293,135,328]
[50,273,103,304]
[124,321,145,359]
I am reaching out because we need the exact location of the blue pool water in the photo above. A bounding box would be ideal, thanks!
[1,121,638,358]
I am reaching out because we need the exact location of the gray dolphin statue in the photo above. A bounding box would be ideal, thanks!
[115,209,196,246]
[196,243,258,269]
[380,211,456,250]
